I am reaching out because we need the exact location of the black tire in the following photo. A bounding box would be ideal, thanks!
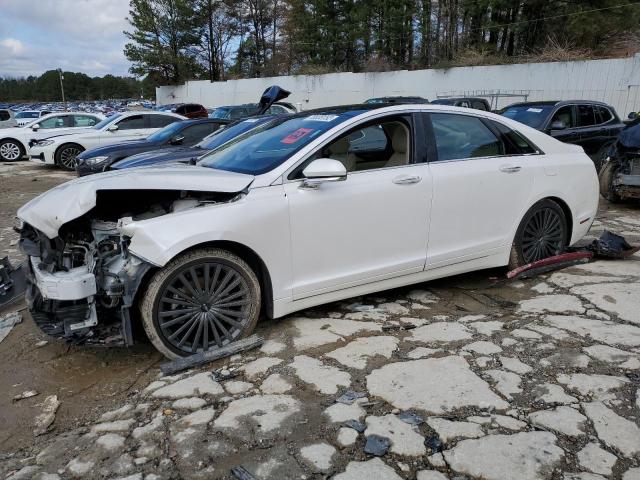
[0,139,25,161]
[598,161,623,203]
[508,199,569,269]
[55,143,85,170]
[140,248,261,359]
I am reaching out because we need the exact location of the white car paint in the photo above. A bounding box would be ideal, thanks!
[28,111,185,165]
[0,112,104,161]
[18,104,598,321]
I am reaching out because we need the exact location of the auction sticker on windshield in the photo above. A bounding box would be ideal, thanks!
[281,128,314,144]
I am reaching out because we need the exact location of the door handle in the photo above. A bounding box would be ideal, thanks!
[499,165,521,173]
[393,175,421,185]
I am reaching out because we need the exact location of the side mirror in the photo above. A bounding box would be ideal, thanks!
[169,134,185,145]
[301,158,347,189]
[550,120,566,130]
[107,124,119,132]
[629,112,638,120]
[31,123,40,131]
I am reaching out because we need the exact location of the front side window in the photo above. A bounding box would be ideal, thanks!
[550,106,574,128]
[116,115,145,130]
[95,114,121,130]
[38,116,68,129]
[577,105,596,127]
[431,113,502,161]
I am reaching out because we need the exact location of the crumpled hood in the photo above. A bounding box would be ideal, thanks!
[18,163,254,239]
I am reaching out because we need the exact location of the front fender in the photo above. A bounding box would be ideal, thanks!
[125,186,293,301]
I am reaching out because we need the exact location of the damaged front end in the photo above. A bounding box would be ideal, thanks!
[600,123,640,201]
[18,188,241,347]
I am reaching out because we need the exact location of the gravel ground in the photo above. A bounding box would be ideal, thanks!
[1,160,640,480]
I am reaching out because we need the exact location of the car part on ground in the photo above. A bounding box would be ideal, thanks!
[599,119,640,201]
[501,100,625,169]
[74,118,228,176]
[0,257,26,308]
[17,104,598,358]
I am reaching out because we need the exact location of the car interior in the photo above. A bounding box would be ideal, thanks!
[550,106,574,128]
[320,119,410,172]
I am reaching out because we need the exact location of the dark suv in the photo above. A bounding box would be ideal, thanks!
[500,100,625,168]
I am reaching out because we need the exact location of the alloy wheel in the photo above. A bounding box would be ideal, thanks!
[156,262,253,354]
[0,141,21,161]
[59,146,82,169]
[521,207,565,263]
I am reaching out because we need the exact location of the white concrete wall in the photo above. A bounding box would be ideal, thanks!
[157,54,640,116]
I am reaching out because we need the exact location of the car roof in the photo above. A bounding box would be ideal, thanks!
[506,100,613,108]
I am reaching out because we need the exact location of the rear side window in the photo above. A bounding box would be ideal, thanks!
[595,106,613,124]
[490,121,539,154]
[577,105,596,127]
[430,113,502,161]
[0,110,11,121]
[148,115,177,128]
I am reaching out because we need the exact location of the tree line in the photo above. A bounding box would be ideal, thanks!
[0,70,155,103]
[125,0,640,84]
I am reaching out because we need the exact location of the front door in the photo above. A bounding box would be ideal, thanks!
[284,115,432,299]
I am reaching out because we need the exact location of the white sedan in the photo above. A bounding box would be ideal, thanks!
[29,111,186,169]
[17,104,598,358]
[0,112,104,162]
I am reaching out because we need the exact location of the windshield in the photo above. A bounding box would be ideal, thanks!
[210,107,231,119]
[197,118,273,149]
[93,113,120,130]
[198,112,350,175]
[501,105,554,129]
[146,121,182,141]
[16,111,40,119]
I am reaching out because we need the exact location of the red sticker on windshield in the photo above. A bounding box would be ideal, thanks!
[281,128,313,144]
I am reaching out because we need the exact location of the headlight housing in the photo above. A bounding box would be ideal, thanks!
[34,139,55,147]
[84,156,109,165]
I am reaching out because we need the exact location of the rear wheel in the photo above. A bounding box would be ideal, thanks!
[508,199,568,269]
[0,139,24,161]
[55,143,84,170]
[140,248,261,359]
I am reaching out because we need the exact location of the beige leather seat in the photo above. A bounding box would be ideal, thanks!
[326,137,357,172]
[385,124,409,167]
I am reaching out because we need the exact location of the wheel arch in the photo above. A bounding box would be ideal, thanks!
[545,195,574,244]
[0,137,26,155]
[54,141,85,157]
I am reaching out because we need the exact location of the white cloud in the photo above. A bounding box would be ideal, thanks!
[0,38,26,56]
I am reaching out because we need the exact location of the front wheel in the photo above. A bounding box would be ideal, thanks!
[55,143,84,170]
[508,199,568,269]
[598,161,622,203]
[0,139,24,161]
[140,248,261,359]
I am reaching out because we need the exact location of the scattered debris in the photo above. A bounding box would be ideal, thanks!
[12,390,38,402]
[0,311,22,344]
[159,335,263,375]
[35,340,48,348]
[506,252,593,280]
[363,434,391,456]
[33,395,60,436]
[424,436,444,453]
[230,466,257,480]
[344,419,366,433]
[381,323,417,331]
[0,258,26,308]
[336,390,367,405]
[586,231,640,259]
[397,411,424,425]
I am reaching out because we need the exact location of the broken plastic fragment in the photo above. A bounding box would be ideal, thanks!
[363,434,391,456]
[336,390,366,405]
[397,411,424,425]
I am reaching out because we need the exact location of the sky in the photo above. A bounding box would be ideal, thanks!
[0,0,132,78]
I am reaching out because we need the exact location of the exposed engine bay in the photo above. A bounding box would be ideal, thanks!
[600,120,640,201]
[18,189,240,346]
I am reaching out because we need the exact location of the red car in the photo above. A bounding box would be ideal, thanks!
[174,103,208,119]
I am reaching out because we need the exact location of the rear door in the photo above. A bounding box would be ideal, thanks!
[575,104,600,155]
[425,112,535,268]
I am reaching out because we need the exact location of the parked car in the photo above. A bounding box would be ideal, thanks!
[15,110,51,126]
[174,103,209,119]
[209,102,294,120]
[364,96,429,105]
[500,100,625,169]
[431,97,491,111]
[599,118,640,202]
[111,115,277,170]
[29,111,186,170]
[0,108,17,128]
[17,103,598,358]
[0,112,104,162]
[75,118,229,176]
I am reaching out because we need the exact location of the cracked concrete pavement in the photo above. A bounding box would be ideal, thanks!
[1,161,640,479]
